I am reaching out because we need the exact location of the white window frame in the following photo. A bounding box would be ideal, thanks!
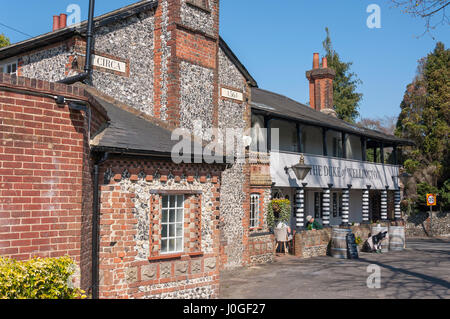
[0,58,18,75]
[161,194,184,254]
[250,194,260,228]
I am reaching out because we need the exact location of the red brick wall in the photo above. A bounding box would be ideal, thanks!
[0,73,107,292]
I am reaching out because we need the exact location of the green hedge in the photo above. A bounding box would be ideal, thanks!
[0,256,86,299]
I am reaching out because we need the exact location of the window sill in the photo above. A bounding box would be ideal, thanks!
[148,251,203,261]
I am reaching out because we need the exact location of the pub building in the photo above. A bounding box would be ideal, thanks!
[0,0,412,299]
[250,53,413,230]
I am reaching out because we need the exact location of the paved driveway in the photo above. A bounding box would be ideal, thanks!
[220,238,450,299]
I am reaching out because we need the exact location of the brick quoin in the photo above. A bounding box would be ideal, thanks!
[0,73,107,292]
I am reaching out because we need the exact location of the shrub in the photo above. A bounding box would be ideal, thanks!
[267,199,291,229]
[0,256,86,299]
[416,182,439,211]
[440,179,450,211]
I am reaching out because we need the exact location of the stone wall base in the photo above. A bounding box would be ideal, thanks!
[248,233,275,265]
[404,211,450,237]
[294,224,374,259]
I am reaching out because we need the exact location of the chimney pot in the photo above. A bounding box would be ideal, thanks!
[306,52,336,113]
[59,14,67,29]
[53,15,60,31]
[313,53,320,69]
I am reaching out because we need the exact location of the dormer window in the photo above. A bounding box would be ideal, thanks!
[186,0,210,12]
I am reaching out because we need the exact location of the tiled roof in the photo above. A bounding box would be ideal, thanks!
[251,87,414,146]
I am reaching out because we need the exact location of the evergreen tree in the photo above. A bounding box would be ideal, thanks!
[322,27,363,123]
[396,42,450,188]
[0,34,10,48]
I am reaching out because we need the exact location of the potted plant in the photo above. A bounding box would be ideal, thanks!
[267,199,291,230]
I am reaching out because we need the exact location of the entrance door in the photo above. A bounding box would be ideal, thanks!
[370,190,381,222]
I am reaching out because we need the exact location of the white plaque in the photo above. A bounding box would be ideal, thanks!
[92,55,127,73]
[221,88,244,102]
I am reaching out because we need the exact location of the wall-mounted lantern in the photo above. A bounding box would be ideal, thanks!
[285,154,312,181]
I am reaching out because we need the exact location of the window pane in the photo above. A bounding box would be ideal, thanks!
[176,238,183,252]
[161,239,167,253]
[162,196,168,208]
[176,223,183,236]
[169,224,175,237]
[169,210,176,223]
[169,195,176,208]
[12,64,17,73]
[177,195,184,208]
[176,209,183,222]
[162,210,168,223]
[161,224,167,238]
[169,239,175,252]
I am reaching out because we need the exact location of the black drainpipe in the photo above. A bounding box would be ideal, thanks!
[58,0,95,85]
[92,151,109,299]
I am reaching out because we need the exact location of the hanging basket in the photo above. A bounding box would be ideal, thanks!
[268,199,291,229]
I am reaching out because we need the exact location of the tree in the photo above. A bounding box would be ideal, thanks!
[322,27,363,123]
[390,0,450,36]
[0,34,10,48]
[396,42,450,210]
[359,116,398,163]
[359,115,398,135]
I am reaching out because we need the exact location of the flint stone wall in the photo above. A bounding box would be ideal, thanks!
[216,45,251,269]
[92,10,155,117]
[180,0,218,37]
[404,211,450,237]
[18,44,73,82]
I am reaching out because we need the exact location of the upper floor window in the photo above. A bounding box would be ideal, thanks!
[250,194,260,228]
[161,195,184,254]
[1,60,18,75]
[271,119,299,153]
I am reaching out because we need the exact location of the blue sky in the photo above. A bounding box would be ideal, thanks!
[1,0,449,120]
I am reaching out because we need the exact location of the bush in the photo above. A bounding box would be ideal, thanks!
[0,256,86,299]
[440,179,450,211]
[416,182,439,211]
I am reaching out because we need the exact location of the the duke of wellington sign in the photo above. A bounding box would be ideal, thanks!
[270,152,399,190]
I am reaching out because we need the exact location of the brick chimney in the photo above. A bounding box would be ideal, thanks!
[53,15,60,31]
[52,13,67,31]
[306,53,336,116]
[59,14,67,29]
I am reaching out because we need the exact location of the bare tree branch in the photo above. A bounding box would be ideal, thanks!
[389,0,449,37]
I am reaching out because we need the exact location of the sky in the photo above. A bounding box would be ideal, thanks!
[0,0,449,120]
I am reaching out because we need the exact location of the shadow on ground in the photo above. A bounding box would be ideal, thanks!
[220,238,450,299]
